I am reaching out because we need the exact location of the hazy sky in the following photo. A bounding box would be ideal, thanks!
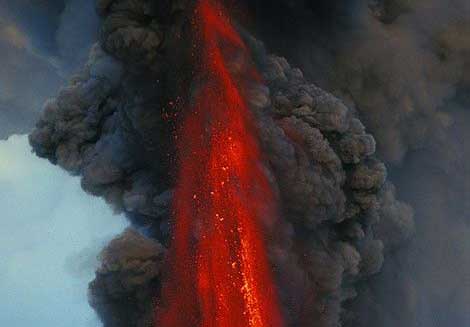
[0,135,128,327]
[0,0,98,138]
[0,3,120,325]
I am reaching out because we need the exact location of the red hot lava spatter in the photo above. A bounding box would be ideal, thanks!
[155,0,284,326]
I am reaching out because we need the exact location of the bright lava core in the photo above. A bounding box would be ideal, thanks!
[155,0,285,326]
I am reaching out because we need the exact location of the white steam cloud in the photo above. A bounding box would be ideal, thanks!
[0,135,128,327]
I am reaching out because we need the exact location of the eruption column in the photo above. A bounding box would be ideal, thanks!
[156,0,284,326]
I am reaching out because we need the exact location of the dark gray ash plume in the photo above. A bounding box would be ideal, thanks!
[89,228,166,327]
[242,0,470,326]
[29,1,413,326]
[28,0,469,326]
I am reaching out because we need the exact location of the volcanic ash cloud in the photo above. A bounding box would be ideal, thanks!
[29,1,416,326]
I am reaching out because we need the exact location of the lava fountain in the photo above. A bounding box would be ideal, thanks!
[155,0,284,326]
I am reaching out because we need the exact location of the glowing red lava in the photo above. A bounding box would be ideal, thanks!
[156,0,284,326]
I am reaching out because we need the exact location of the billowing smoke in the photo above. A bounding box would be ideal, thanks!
[26,0,468,326]
[241,0,470,326]
[29,1,413,326]
[0,0,98,138]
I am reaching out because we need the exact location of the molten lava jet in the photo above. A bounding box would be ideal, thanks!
[155,0,284,326]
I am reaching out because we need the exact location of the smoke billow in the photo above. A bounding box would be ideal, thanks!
[27,0,468,326]
[89,228,166,327]
[241,0,470,326]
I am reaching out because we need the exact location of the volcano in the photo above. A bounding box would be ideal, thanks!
[29,0,415,326]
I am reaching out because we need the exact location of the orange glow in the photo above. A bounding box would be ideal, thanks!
[155,0,284,326]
